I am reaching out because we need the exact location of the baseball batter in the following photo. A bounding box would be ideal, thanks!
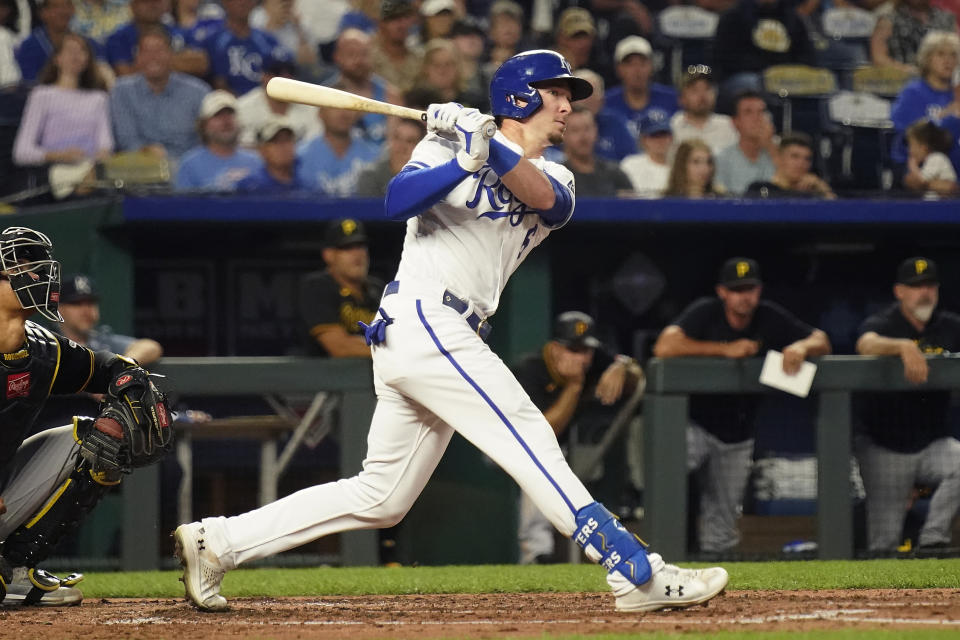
[175,50,728,613]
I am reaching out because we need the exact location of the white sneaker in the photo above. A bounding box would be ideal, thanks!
[174,522,228,611]
[614,560,728,612]
[2,567,83,606]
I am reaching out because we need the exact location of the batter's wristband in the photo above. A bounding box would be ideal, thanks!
[488,138,522,176]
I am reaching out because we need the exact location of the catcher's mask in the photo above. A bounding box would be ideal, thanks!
[0,226,62,322]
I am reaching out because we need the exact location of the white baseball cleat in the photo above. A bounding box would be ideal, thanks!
[613,560,728,613]
[174,522,228,611]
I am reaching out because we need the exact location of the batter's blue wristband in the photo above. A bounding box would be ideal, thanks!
[488,138,522,176]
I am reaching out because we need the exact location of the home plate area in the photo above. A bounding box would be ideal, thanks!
[2,590,959,639]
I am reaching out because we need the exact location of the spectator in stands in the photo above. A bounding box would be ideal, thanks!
[71,0,131,44]
[15,0,103,84]
[745,132,836,198]
[605,36,679,143]
[105,0,208,78]
[854,257,960,552]
[0,0,20,87]
[890,30,960,172]
[237,53,321,147]
[250,0,319,73]
[714,90,777,195]
[513,311,643,564]
[572,68,636,161]
[328,28,400,145]
[196,0,287,96]
[670,65,738,157]
[412,38,486,111]
[904,119,959,196]
[871,0,957,73]
[419,0,459,42]
[372,0,423,94]
[620,114,673,197]
[57,273,164,366]
[337,0,379,34]
[110,27,211,161]
[653,257,831,554]
[485,0,526,70]
[13,33,112,167]
[712,0,814,111]
[664,139,723,198]
[562,106,634,197]
[296,103,380,195]
[172,0,224,32]
[175,89,262,190]
[236,118,307,192]
[551,8,598,72]
[450,18,491,113]
[299,218,384,357]
[355,116,425,197]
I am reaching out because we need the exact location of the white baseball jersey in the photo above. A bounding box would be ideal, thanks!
[395,131,575,317]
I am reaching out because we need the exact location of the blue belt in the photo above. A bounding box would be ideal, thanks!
[383,280,492,342]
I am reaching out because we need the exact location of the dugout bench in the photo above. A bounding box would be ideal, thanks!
[642,354,960,561]
[122,357,376,571]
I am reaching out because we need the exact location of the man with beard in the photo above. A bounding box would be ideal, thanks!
[298,218,383,358]
[653,257,830,555]
[855,257,960,553]
[327,28,401,145]
[175,90,262,190]
[669,66,737,157]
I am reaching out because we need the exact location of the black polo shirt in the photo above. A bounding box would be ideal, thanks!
[513,346,615,443]
[672,296,815,443]
[855,303,960,453]
[299,271,384,357]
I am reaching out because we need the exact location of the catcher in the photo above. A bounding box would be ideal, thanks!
[0,226,173,606]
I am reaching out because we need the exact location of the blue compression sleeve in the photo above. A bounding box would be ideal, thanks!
[488,137,522,176]
[384,159,470,221]
[539,174,574,227]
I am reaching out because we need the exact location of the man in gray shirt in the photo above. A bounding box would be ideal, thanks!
[714,90,776,196]
[110,26,210,161]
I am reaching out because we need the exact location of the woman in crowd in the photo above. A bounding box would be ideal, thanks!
[890,30,960,171]
[871,0,957,72]
[664,139,721,198]
[13,33,113,167]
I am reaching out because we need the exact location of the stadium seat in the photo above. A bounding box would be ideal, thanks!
[823,91,895,191]
[655,6,719,86]
[819,8,876,75]
[851,65,916,98]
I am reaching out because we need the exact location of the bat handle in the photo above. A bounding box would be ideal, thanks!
[419,112,498,139]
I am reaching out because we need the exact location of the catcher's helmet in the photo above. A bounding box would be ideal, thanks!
[490,49,593,120]
[0,226,62,322]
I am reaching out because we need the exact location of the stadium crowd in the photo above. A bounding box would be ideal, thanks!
[2,0,960,200]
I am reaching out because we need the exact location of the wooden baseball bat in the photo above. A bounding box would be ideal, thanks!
[265,77,497,139]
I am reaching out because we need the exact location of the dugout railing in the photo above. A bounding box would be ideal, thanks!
[642,354,960,561]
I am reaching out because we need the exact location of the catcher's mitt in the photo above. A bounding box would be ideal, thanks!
[80,368,173,473]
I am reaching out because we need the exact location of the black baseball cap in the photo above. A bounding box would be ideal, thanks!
[325,218,368,249]
[553,311,602,349]
[896,256,939,286]
[60,273,99,304]
[718,257,762,289]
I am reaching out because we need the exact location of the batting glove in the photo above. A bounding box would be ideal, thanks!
[455,109,495,173]
[425,102,463,135]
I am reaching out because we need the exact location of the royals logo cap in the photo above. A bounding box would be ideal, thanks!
[896,257,939,286]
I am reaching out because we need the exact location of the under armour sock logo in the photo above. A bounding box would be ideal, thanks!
[665,585,684,597]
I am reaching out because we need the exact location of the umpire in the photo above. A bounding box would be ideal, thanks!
[855,257,960,552]
[0,227,172,606]
[653,257,831,555]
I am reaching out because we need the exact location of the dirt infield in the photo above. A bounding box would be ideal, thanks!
[3,589,959,638]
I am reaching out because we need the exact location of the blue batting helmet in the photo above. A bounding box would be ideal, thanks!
[490,50,593,120]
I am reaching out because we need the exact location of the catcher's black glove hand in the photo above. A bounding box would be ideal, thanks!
[81,367,174,473]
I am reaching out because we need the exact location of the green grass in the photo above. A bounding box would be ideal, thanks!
[76,558,960,599]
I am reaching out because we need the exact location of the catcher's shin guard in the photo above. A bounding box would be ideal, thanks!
[2,454,120,569]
